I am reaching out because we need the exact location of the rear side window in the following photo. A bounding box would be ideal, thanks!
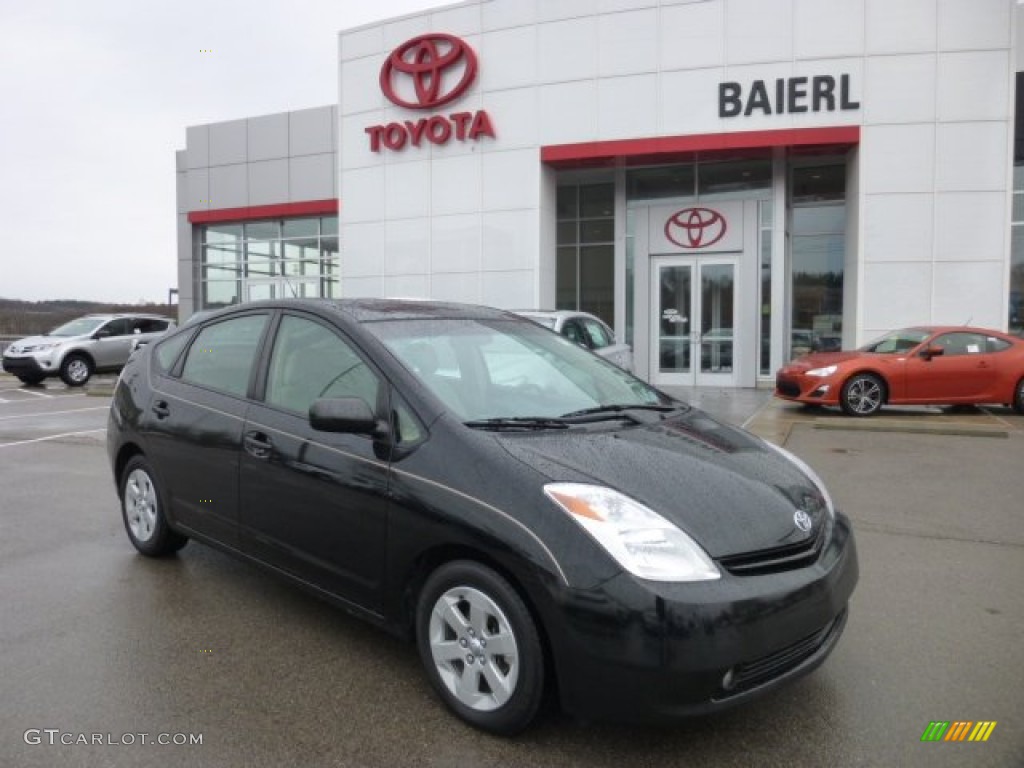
[180,314,268,397]
[134,318,170,334]
[986,336,1012,353]
[583,318,612,349]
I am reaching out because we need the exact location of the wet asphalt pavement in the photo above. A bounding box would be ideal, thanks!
[1,376,1021,767]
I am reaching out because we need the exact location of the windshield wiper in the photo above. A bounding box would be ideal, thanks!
[559,403,683,419]
[463,417,571,431]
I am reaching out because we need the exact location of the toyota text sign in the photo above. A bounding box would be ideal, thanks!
[366,33,495,152]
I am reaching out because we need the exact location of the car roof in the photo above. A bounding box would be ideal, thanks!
[76,313,171,321]
[514,309,601,321]
[230,298,515,324]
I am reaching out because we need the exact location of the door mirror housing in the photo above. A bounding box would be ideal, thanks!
[309,397,381,435]
[920,345,945,360]
[94,329,111,339]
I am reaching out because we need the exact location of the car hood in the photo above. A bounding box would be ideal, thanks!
[783,351,861,371]
[6,335,71,350]
[495,410,830,559]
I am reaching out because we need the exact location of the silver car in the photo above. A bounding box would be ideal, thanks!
[515,310,633,372]
[2,314,174,386]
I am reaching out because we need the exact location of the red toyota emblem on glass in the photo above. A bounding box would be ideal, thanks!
[664,207,727,249]
[380,33,478,110]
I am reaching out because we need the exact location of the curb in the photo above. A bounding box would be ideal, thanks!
[811,420,1009,439]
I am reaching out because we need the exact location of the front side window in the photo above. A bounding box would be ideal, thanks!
[860,329,931,354]
[102,319,134,337]
[265,315,380,415]
[180,314,268,397]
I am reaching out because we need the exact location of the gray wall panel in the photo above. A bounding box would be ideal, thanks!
[209,163,248,209]
[209,119,248,166]
[249,159,290,206]
[248,113,289,161]
[186,126,209,169]
[289,154,335,202]
[289,106,334,156]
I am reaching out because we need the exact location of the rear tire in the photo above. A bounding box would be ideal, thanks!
[840,373,885,417]
[416,561,544,735]
[60,354,92,387]
[1014,377,1024,415]
[120,456,188,556]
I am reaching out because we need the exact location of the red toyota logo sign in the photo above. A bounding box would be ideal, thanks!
[664,208,727,249]
[380,33,478,110]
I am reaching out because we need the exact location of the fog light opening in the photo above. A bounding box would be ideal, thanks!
[810,385,830,398]
[721,668,736,691]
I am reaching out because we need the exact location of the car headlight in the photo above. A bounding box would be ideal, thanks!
[544,483,720,582]
[806,364,837,377]
[27,343,59,353]
[764,443,836,522]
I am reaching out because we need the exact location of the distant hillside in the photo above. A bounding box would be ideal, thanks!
[0,298,175,336]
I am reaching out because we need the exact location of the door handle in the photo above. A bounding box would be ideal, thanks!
[243,431,273,460]
[151,400,170,419]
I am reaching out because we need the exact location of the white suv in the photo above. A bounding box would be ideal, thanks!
[514,310,633,372]
[2,314,174,387]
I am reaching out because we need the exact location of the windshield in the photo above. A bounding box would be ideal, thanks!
[859,328,931,354]
[367,318,667,421]
[48,317,106,337]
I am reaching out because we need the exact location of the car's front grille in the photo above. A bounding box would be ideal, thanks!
[718,522,827,576]
[775,376,801,397]
[722,610,845,696]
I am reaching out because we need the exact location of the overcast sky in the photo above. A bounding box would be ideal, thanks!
[0,0,449,304]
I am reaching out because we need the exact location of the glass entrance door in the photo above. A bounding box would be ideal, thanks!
[650,257,736,387]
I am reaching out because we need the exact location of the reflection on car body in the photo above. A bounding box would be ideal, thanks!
[107,299,857,734]
[775,325,1024,416]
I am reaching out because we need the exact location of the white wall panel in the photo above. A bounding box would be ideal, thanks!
[208,164,247,209]
[340,166,385,223]
[431,272,483,303]
[431,155,481,216]
[383,274,429,298]
[482,0,536,32]
[937,51,1011,122]
[480,26,538,92]
[340,26,383,62]
[477,87,538,149]
[865,0,936,55]
[482,209,537,271]
[598,74,658,140]
[938,0,1011,51]
[600,0,657,12]
[382,13,432,50]
[864,54,936,124]
[247,113,289,161]
[933,192,1007,262]
[342,221,385,277]
[340,56,385,116]
[537,17,598,83]
[861,262,933,330]
[340,111,384,170]
[794,0,865,60]
[289,154,335,202]
[932,260,1005,327]
[342,276,384,298]
[482,269,536,308]
[385,161,431,219]
[725,0,793,65]
[431,214,482,273]
[208,120,247,166]
[248,159,288,206]
[537,80,598,144]
[539,0,599,23]
[863,194,934,263]
[861,124,936,194]
[432,4,482,36]
[790,58,864,128]
[660,67,726,136]
[482,149,540,211]
[660,1,725,71]
[384,217,431,275]
[597,9,658,77]
[712,62,795,132]
[935,122,1008,191]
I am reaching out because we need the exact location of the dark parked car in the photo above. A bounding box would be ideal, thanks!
[108,299,857,734]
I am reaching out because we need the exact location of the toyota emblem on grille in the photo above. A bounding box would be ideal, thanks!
[664,207,727,249]
[380,33,478,110]
[793,510,813,533]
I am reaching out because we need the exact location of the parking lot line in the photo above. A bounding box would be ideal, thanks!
[16,388,54,398]
[0,406,108,422]
[0,392,87,404]
[0,428,106,449]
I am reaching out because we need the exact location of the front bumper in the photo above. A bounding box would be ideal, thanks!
[1,355,52,378]
[541,512,858,722]
[775,371,841,405]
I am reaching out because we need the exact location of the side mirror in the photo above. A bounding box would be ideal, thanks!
[309,397,382,435]
[94,329,111,339]
[921,345,944,360]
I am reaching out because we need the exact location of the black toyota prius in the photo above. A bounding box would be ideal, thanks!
[107,298,858,735]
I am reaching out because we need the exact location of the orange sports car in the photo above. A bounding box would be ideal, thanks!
[774,326,1024,416]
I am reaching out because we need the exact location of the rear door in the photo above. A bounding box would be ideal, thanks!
[239,312,391,612]
[143,312,271,548]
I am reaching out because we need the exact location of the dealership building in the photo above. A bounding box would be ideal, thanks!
[176,0,1023,388]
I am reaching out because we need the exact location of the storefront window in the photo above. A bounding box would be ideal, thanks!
[198,215,339,309]
[759,200,773,376]
[556,182,614,326]
[790,165,845,360]
[1010,73,1024,337]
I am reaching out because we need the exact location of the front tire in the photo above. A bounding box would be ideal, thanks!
[1014,377,1024,415]
[16,374,45,386]
[120,456,188,556]
[841,373,885,417]
[60,354,92,387]
[416,561,544,735]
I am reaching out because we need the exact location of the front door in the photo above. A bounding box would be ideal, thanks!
[650,257,737,387]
